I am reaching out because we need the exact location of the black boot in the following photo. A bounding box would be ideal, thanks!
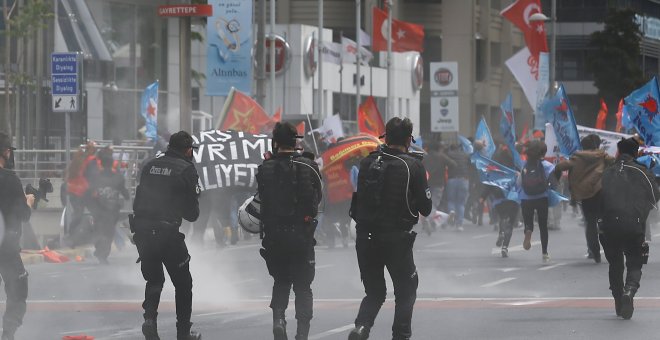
[620,288,635,320]
[295,321,310,340]
[614,296,622,317]
[176,321,202,340]
[348,325,370,340]
[142,314,160,340]
[273,309,288,340]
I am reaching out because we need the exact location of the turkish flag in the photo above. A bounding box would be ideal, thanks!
[217,88,272,134]
[615,98,624,132]
[595,98,608,130]
[372,7,424,53]
[357,96,385,137]
[501,0,548,60]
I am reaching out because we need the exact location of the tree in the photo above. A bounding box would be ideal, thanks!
[586,8,645,107]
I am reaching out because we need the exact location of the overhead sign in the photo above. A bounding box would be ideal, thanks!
[430,61,459,132]
[158,5,213,17]
[51,52,81,112]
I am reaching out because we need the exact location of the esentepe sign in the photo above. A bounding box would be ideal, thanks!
[158,5,213,17]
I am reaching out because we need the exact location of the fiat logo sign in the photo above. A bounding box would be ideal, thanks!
[411,55,424,92]
[434,68,453,87]
[303,35,317,78]
[259,34,291,76]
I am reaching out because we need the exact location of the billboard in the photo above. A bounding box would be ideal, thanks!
[430,62,459,132]
[206,0,253,96]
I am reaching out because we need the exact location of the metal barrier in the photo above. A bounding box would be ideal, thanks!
[14,146,153,210]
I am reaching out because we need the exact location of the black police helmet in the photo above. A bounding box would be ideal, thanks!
[0,131,14,151]
[617,137,639,157]
[168,131,198,152]
[272,122,302,148]
[384,117,414,147]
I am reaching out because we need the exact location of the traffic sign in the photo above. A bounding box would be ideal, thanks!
[51,52,81,112]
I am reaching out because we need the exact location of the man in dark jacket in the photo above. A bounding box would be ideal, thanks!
[132,131,202,340]
[0,132,34,340]
[554,134,615,263]
[348,118,432,340]
[89,147,129,264]
[257,122,322,340]
[599,137,660,320]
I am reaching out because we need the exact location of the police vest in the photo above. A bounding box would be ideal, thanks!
[257,154,321,225]
[354,150,420,231]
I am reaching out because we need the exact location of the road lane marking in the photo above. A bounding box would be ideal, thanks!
[472,233,491,239]
[316,264,335,270]
[497,267,521,273]
[538,262,567,271]
[309,324,355,339]
[480,277,516,288]
[494,300,546,306]
[424,241,449,248]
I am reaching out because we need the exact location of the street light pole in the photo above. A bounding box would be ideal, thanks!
[550,0,556,92]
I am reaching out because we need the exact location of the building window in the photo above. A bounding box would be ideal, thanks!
[490,41,501,68]
[557,50,589,81]
[476,39,486,82]
[490,0,501,10]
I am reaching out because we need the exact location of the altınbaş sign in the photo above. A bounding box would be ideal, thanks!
[206,0,253,96]
[430,62,459,132]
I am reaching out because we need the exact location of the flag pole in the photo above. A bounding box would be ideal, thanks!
[386,0,393,120]
[318,0,324,118]
[356,0,362,120]
[306,114,320,155]
[270,0,276,116]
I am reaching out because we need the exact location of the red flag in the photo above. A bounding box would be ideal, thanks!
[372,7,425,53]
[296,121,305,136]
[519,122,529,143]
[501,0,548,60]
[357,96,385,137]
[272,107,282,123]
[615,98,624,132]
[217,88,272,134]
[595,98,608,130]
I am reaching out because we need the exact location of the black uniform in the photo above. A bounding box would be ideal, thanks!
[351,146,432,339]
[88,167,129,262]
[599,153,660,318]
[132,150,200,331]
[257,151,322,335]
[0,168,31,338]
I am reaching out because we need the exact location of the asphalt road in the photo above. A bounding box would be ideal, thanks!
[9,212,660,339]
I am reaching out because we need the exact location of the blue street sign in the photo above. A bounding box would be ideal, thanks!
[51,52,81,112]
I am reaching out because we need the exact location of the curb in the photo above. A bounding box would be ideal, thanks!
[20,247,93,265]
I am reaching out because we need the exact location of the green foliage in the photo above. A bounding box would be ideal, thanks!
[586,8,645,103]
[6,0,53,38]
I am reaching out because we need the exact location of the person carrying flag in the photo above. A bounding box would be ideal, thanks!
[552,134,614,263]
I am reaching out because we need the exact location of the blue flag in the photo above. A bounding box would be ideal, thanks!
[141,81,159,141]
[475,117,496,158]
[458,135,474,155]
[499,93,524,170]
[542,84,581,156]
[471,152,518,201]
[625,76,660,146]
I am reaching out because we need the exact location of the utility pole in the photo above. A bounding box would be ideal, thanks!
[179,2,192,132]
[3,0,11,139]
[256,0,266,107]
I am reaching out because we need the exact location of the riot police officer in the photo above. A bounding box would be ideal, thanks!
[348,118,432,340]
[0,132,34,340]
[257,122,322,340]
[132,131,202,340]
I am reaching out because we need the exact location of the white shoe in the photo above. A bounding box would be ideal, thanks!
[542,253,551,263]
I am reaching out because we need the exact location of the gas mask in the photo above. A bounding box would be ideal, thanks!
[2,148,15,169]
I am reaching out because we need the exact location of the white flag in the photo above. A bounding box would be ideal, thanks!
[319,114,344,143]
[544,122,559,158]
[341,37,373,65]
[505,47,538,110]
[320,41,342,65]
[359,29,371,47]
